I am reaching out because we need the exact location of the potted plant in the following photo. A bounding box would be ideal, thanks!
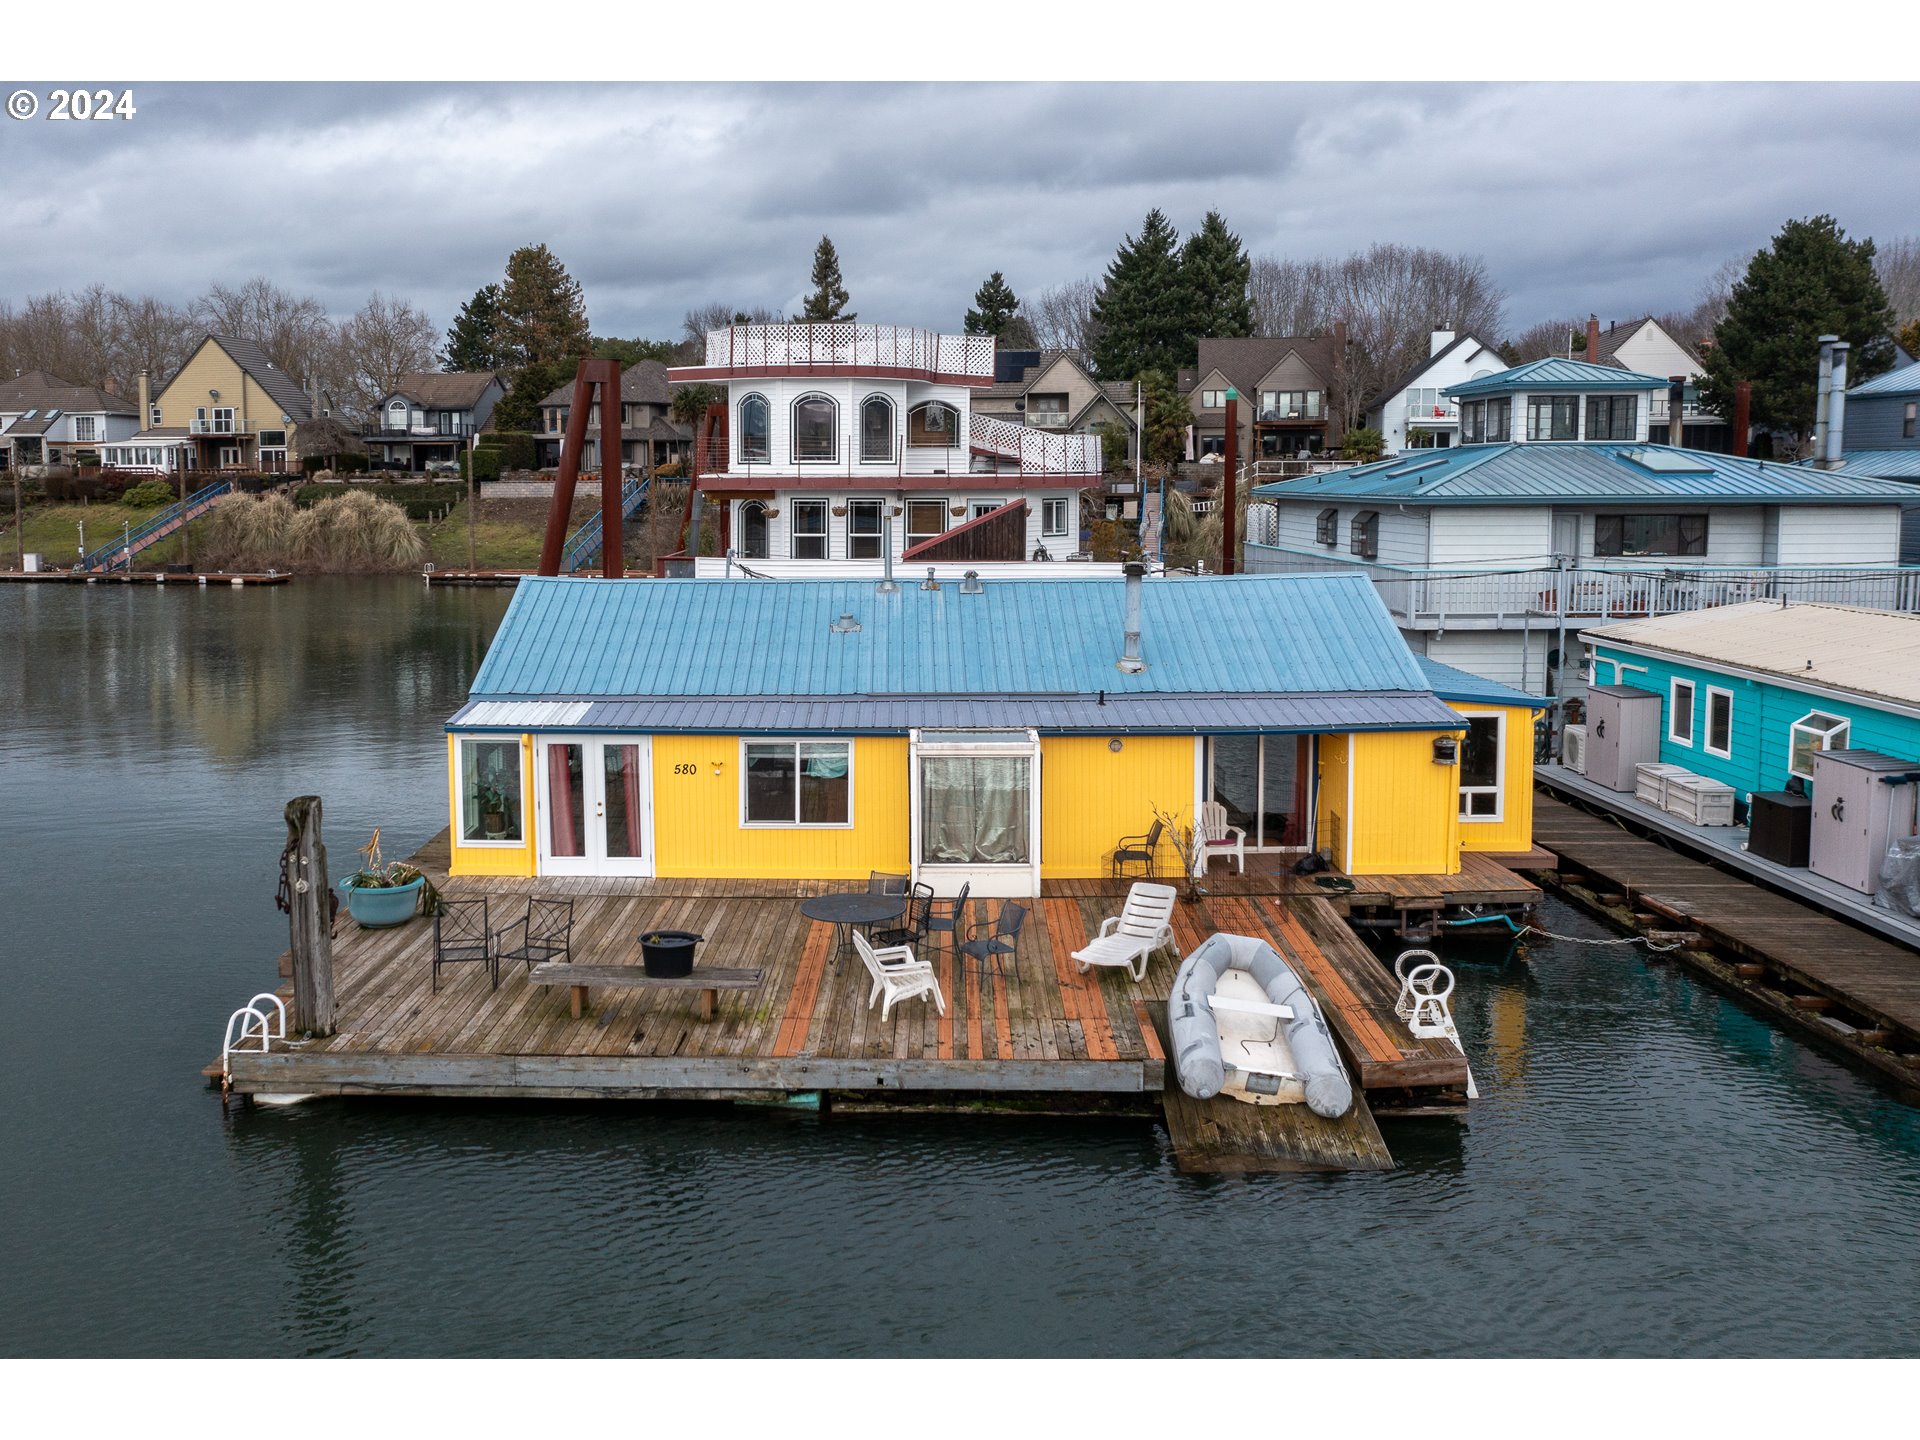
[478,781,511,839]
[340,828,439,929]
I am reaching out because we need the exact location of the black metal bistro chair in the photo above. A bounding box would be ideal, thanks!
[1112,819,1165,879]
[872,882,933,950]
[924,881,971,962]
[492,897,575,976]
[959,901,1028,978]
[432,896,495,992]
[867,871,910,896]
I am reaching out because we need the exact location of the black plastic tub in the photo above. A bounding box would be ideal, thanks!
[639,930,702,979]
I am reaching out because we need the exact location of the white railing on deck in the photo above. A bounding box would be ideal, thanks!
[1244,541,1920,624]
[704,324,996,377]
[968,413,1103,474]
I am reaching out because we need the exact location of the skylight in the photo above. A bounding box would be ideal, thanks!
[1619,447,1713,475]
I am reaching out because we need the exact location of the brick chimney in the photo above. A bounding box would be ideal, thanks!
[1585,315,1600,360]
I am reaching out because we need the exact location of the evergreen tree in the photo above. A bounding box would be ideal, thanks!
[441,283,504,372]
[489,357,574,435]
[798,236,855,322]
[591,335,678,366]
[966,272,1020,335]
[1700,215,1896,447]
[1089,209,1197,381]
[497,243,591,371]
[1181,211,1253,343]
[1136,369,1191,467]
[1897,317,1920,361]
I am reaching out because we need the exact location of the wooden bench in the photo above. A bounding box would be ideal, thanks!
[528,964,763,1020]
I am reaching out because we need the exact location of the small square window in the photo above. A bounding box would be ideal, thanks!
[742,740,851,826]
[1041,497,1069,537]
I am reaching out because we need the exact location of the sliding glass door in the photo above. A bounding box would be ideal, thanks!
[1208,735,1311,850]
[536,736,653,876]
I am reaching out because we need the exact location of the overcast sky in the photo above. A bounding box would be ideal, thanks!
[2,81,1916,342]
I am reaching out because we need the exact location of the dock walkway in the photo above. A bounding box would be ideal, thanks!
[1532,789,1920,1091]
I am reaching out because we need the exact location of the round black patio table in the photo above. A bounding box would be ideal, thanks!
[799,891,906,964]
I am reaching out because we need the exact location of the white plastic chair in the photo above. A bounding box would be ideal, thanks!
[852,929,947,1022]
[1192,800,1246,876]
[1072,882,1178,983]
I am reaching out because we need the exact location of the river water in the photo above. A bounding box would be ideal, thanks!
[2,577,1917,1357]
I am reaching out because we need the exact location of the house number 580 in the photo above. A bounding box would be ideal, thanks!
[673,763,698,775]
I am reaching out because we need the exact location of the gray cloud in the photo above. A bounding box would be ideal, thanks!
[0,80,1915,340]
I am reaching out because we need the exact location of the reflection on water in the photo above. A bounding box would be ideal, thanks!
[2,579,1919,1357]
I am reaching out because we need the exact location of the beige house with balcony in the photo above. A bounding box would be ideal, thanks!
[128,335,317,475]
[1178,330,1348,463]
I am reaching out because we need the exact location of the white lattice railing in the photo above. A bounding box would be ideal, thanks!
[968,413,1104,474]
[704,324,996,378]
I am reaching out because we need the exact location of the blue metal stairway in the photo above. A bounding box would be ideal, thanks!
[561,475,649,573]
[84,480,233,572]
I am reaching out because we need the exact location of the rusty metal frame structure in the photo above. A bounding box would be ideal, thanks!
[537,359,625,577]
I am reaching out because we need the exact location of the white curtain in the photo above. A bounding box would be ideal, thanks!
[922,756,1029,865]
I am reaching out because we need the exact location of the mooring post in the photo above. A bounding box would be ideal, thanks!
[285,795,336,1036]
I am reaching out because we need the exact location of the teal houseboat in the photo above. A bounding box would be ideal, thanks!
[1582,601,1920,804]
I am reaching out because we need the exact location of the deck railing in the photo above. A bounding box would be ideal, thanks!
[1243,543,1920,624]
[967,413,1104,474]
[703,323,996,378]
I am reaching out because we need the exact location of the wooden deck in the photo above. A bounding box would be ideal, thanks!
[226,833,1494,1113]
[1532,790,1920,1092]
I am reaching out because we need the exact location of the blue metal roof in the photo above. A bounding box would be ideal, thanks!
[1850,361,1920,398]
[1822,450,1920,480]
[1253,442,1920,505]
[453,573,1463,734]
[1415,657,1545,709]
[1444,357,1668,397]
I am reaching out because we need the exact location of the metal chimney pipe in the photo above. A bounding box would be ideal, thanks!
[1117,561,1146,674]
[1826,342,1850,468]
[1814,336,1837,461]
[1668,377,1686,447]
[877,515,898,593]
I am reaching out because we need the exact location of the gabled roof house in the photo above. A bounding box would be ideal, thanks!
[1178,330,1348,463]
[365,371,504,472]
[1362,330,1506,454]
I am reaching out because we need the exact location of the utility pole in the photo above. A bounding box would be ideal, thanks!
[466,431,478,572]
[11,473,21,572]
[1135,378,1145,559]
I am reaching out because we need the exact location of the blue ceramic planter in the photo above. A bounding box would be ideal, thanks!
[344,875,425,929]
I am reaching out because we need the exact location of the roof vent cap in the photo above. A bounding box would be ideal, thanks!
[830,613,861,633]
[920,568,941,592]
[960,570,984,594]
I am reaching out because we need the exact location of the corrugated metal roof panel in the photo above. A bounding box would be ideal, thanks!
[1826,450,1920,480]
[450,700,592,728]
[443,692,1465,735]
[1415,657,1546,708]
[1584,601,1920,711]
[461,572,1432,705]
[1254,442,1920,505]
[1445,357,1668,396]
[1850,361,1920,398]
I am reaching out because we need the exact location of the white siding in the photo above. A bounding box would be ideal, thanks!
[1606,323,1703,381]
[733,487,1081,566]
[1428,506,1552,564]
[1273,500,1426,565]
[1772,506,1902,564]
[1420,630,1547,695]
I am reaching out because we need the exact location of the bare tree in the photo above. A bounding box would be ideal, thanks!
[112,293,197,397]
[1026,276,1101,358]
[190,277,334,378]
[1327,244,1505,427]
[1506,316,1582,362]
[1248,256,1336,337]
[1876,235,1920,326]
[677,302,782,361]
[332,292,439,416]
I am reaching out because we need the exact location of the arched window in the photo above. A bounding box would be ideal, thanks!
[908,402,960,447]
[792,393,838,462]
[739,500,770,559]
[738,394,770,464]
[860,395,895,463]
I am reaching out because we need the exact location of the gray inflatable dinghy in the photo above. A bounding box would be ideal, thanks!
[1169,931,1354,1118]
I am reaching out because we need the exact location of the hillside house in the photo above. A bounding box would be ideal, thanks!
[535,361,690,473]
[0,371,139,469]
[108,336,317,475]
[364,372,504,472]
[1178,331,1348,466]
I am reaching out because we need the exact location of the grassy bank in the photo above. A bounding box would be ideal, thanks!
[424,501,547,571]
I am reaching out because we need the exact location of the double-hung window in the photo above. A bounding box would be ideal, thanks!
[1201,389,1229,409]
[1669,678,1695,746]
[1705,687,1734,758]
[847,498,885,559]
[1586,395,1638,441]
[742,740,851,826]
[1457,713,1504,820]
[1527,395,1578,440]
[790,499,828,559]
[905,498,947,550]
[1041,497,1069,537]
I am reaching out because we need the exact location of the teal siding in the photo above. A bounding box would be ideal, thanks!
[1589,644,1920,801]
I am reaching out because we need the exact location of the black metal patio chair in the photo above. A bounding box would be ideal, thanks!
[492,897,575,976]
[432,896,495,992]
[1112,819,1165,879]
[924,881,971,961]
[867,871,910,896]
[873,882,934,950]
[960,901,1028,978]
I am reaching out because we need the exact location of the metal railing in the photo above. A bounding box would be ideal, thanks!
[1025,410,1072,428]
[189,418,241,434]
[703,323,996,378]
[84,480,233,571]
[1243,544,1920,623]
[561,475,650,572]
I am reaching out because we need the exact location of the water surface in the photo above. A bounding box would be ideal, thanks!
[2,578,1916,1357]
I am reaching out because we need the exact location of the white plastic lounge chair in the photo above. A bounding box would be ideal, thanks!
[852,929,947,1022]
[1192,800,1246,876]
[1072,882,1178,983]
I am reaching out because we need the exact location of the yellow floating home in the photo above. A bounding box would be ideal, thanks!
[445,569,1536,893]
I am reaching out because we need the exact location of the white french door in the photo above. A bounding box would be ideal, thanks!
[536,735,654,876]
[909,728,1042,898]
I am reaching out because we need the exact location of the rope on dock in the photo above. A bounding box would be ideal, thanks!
[1442,912,1686,950]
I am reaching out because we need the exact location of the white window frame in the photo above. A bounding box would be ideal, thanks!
[1201,388,1227,409]
[1704,686,1734,759]
[790,498,828,559]
[904,497,947,550]
[791,393,839,464]
[858,394,895,464]
[846,498,886,559]
[455,734,526,848]
[738,393,771,464]
[1787,711,1850,783]
[74,415,97,442]
[738,738,855,829]
[212,406,236,434]
[1456,710,1506,823]
[1041,496,1069,537]
[1668,677,1695,747]
[908,727,1042,897]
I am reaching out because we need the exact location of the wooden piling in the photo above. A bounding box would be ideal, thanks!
[285,795,336,1036]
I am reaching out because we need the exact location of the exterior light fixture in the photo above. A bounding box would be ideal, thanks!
[1108,737,1124,753]
[1433,736,1459,765]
